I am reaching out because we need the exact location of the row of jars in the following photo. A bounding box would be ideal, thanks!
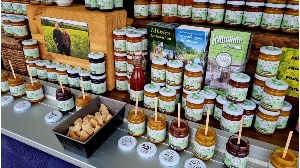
[2,14,29,39]
[84,0,124,11]
[2,0,29,15]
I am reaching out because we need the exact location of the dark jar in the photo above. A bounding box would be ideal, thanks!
[91,74,106,95]
[79,69,91,92]
[67,66,81,89]
[224,1,245,26]
[88,52,105,76]
[168,119,189,152]
[56,87,75,115]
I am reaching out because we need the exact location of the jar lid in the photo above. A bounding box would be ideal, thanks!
[254,73,275,82]
[36,60,50,66]
[151,80,165,87]
[45,111,63,123]
[67,66,81,74]
[159,149,180,167]
[185,64,203,73]
[122,26,136,31]
[246,2,265,7]
[167,60,183,68]
[230,72,251,83]
[14,101,31,112]
[223,103,243,116]
[115,72,127,77]
[79,69,91,76]
[209,0,226,4]
[184,158,206,168]
[152,57,168,65]
[22,39,37,45]
[237,99,256,111]
[118,136,137,151]
[187,93,205,104]
[25,60,37,64]
[193,0,209,2]
[114,52,127,57]
[281,101,292,111]
[2,16,12,21]
[10,16,25,22]
[265,3,286,8]
[227,1,245,5]
[183,88,199,94]
[144,83,160,93]
[1,96,14,106]
[91,74,106,80]
[166,84,182,90]
[56,64,70,71]
[250,97,260,105]
[216,95,231,105]
[137,28,147,35]
[88,52,104,59]
[46,62,60,68]
[137,142,157,158]
[126,31,142,38]
[159,87,176,97]
[258,106,280,116]
[265,78,288,90]
[113,29,126,36]
[260,46,282,55]
[199,89,217,99]
[286,4,299,10]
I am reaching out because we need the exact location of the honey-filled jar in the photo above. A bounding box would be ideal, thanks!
[267,0,287,3]
[276,101,292,129]
[151,56,168,83]
[25,81,44,103]
[261,3,286,31]
[36,60,50,80]
[268,147,298,168]
[168,119,189,151]
[185,93,205,122]
[147,113,167,143]
[75,93,92,111]
[26,60,37,78]
[242,2,265,29]
[213,95,231,121]
[256,46,282,77]
[67,66,82,89]
[251,73,275,101]
[115,52,127,73]
[254,105,280,134]
[115,72,127,91]
[226,72,250,103]
[46,62,59,83]
[56,64,70,86]
[158,87,176,114]
[134,0,148,19]
[41,0,54,5]
[220,103,243,133]
[166,59,183,86]
[162,0,178,22]
[127,107,146,136]
[10,16,28,39]
[2,16,13,37]
[281,4,299,34]
[191,0,209,23]
[177,0,193,22]
[237,99,256,128]
[182,88,199,110]
[166,84,181,104]
[3,0,13,14]
[199,88,217,116]
[224,1,245,26]
[113,29,126,53]
[1,71,10,93]
[91,74,106,95]
[260,78,288,112]
[12,0,22,15]
[207,0,226,25]
[56,87,75,114]
[21,0,30,16]
[193,125,216,160]
[183,64,203,91]
[143,83,160,110]
[8,75,26,97]
[22,39,40,60]
[148,0,162,19]
[126,31,142,55]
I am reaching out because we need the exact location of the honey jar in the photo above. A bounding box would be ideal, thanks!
[75,93,92,111]
[251,73,275,101]
[22,39,40,60]
[126,31,142,55]
[36,60,50,80]
[185,93,205,122]
[220,103,243,133]
[191,0,209,23]
[127,55,134,76]
[127,107,146,136]
[79,69,91,92]
[84,0,97,10]
[166,60,183,86]
[214,95,231,121]
[88,52,105,76]
[254,105,280,134]
[193,125,216,160]
[98,0,113,11]
[169,119,189,151]
[183,64,203,91]
[113,0,123,9]
[281,4,299,34]
[1,71,10,93]
[8,74,26,97]
[56,87,75,114]
[46,62,59,83]
[276,101,292,129]
[256,46,282,77]
[25,81,44,103]
[134,0,148,19]
[10,16,28,39]
[158,87,176,114]
[177,0,193,22]
[12,0,22,15]
[182,88,199,110]
[115,72,127,91]
[151,56,168,83]
[166,84,181,104]
[224,1,245,26]
[237,99,256,128]
[161,0,178,22]
[3,0,13,14]
[261,3,286,31]
[207,0,226,25]
[226,72,250,103]
[113,29,126,53]
[26,60,37,78]
[199,88,217,116]
[143,83,160,110]
[147,113,167,143]
[148,0,162,18]
[242,2,265,29]
[56,64,70,86]
[268,147,298,168]
[2,16,13,36]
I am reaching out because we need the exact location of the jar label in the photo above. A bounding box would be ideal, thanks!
[115,60,127,72]
[166,70,182,86]
[177,5,191,18]
[114,39,126,52]
[98,0,113,9]
[9,83,26,96]
[151,68,166,82]
[226,85,248,102]
[254,115,277,134]
[207,9,225,23]
[213,106,222,121]
[162,4,177,17]
[134,4,148,17]
[276,116,289,129]
[130,90,144,101]
[242,11,263,27]
[116,79,127,91]
[12,25,28,37]
[4,24,13,35]
[22,4,29,14]
[251,83,263,101]
[28,67,37,77]
[192,7,207,21]
[12,3,22,14]
[261,13,283,29]
[281,14,299,31]
[37,69,48,79]
[142,39,148,51]
[23,48,39,59]
[185,105,203,121]
[127,62,134,76]
[3,2,13,12]
[168,133,189,150]
[175,93,180,104]
[91,81,106,94]
[182,96,187,109]
[243,114,254,127]
[260,92,285,111]
[158,98,175,113]
[26,87,44,101]
[148,3,161,16]
[144,95,156,109]
[126,41,142,54]
[58,97,74,112]
[193,141,215,159]
[203,104,214,116]
[68,77,80,88]
[59,74,69,85]
[85,0,97,8]
[224,10,243,25]
[142,59,148,71]
[90,62,105,75]
[82,80,91,91]
[268,161,275,168]
[224,150,247,168]
[183,74,202,90]
[220,116,240,133]
[113,0,123,8]
[1,81,9,92]
[256,58,280,76]
[147,126,166,143]
[47,71,58,81]
[128,120,145,136]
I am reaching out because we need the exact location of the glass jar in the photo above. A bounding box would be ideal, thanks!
[254,105,280,134]
[220,103,243,133]
[56,87,75,114]
[12,0,22,15]
[143,83,160,110]
[126,31,142,56]
[191,0,208,23]
[269,147,297,168]
[113,29,126,53]
[25,81,44,103]
[46,62,59,83]
[207,0,226,25]
[226,72,250,103]
[75,93,92,111]
[85,0,97,10]
[127,107,146,136]
[36,60,50,80]
[276,101,292,129]
[3,0,13,14]
[242,2,265,29]
[127,55,134,76]
[8,75,26,97]
[41,0,54,5]
[10,16,28,39]
[288,0,299,4]
[67,66,81,89]
[158,87,176,114]
[177,0,193,22]
[147,113,167,143]
[115,72,127,91]
[91,75,106,95]
[148,0,162,18]
[2,16,13,37]
[182,88,199,110]
[251,73,275,101]
[134,0,148,19]
[137,28,148,52]
[183,64,203,91]
[151,56,168,83]
[256,46,282,77]
[185,93,205,122]
[237,99,256,128]
[260,78,288,112]
[281,4,299,34]
[79,69,91,92]
[22,39,40,60]
[166,84,181,104]
[30,0,40,5]
[193,125,216,160]
[162,0,178,22]
[26,60,37,78]
[168,119,189,151]
[224,1,245,26]
[113,0,123,9]
[56,64,70,86]
[88,52,105,76]
[1,71,10,93]
[214,95,231,121]
[261,3,286,31]
[166,60,183,86]
[115,52,127,73]
[267,0,287,3]
[199,88,217,116]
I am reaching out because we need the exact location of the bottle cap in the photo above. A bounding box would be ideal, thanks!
[79,69,91,77]
[265,78,288,91]
[199,89,217,99]
[114,52,127,57]
[22,39,37,45]
[254,73,275,81]
[230,72,251,83]
[45,111,63,123]
[14,101,31,112]
[56,64,70,71]
[67,66,82,74]
[246,2,265,7]
[286,4,299,10]
[126,31,142,38]
[46,62,60,69]
[144,83,160,93]
[137,142,157,158]
[25,60,37,64]
[36,60,50,67]
[227,1,245,5]
[166,84,182,91]
[152,56,168,65]
[281,101,292,111]
[91,74,106,80]
[159,87,176,97]
[185,64,203,73]
[137,28,147,35]
[159,149,180,167]
[258,106,280,116]
[118,136,137,151]
[265,3,286,8]
[167,60,183,68]
[223,103,243,116]
[209,0,226,4]
[113,29,126,36]
[260,46,282,55]
[237,99,256,111]
[216,95,231,105]
[1,96,14,106]
[151,80,165,87]
[187,93,205,104]
[184,158,206,168]
[10,16,25,22]
[88,52,104,59]
[115,72,127,77]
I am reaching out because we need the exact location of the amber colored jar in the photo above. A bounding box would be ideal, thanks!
[288,0,299,4]
[166,84,181,104]
[168,119,189,151]
[151,56,167,83]
[183,64,203,91]
[8,75,26,97]
[256,46,282,77]
[276,101,292,129]
[115,53,127,73]
[191,0,209,23]
[199,88,217,116]
[226,72,250,103]
[254,106,280,134]
[269,147,297,168]
[26,60,37,78]
[177,0,193,22]
[2,17,13,37]
[12,0,22,15]
[166,60,183,86]
[261,3,286,31]
[1,71,10,93]
[162,0,178,22]
[25,81,44,103]
[56,64,70,86]
[267,0,287,3]
[143,83,160,110]
[224,1,245,26]
[30,0,40,5]
[147,114,167,143]
[181,88,199,110]
[185,93,205,122]
[251,73,274,101]
[75,93,92,111]
[238,99,256,128]
[207,0,226,25]
[113,29,126,53]
[281,4,299,34]
[220,103,243,133]
[36,60,50,80]
[115,72,127,91]
[127,107,146,136]
[193,126,216,160]
[126,31,142,55]
[134,0,148,19]
[213,95,230,121]
[148,0,162,18]
[158,87,176,114]
[242,2,265,29]
[10,16,28,39]
[41,0,54,6]
[22,39,40,60]
[46,62,59,83]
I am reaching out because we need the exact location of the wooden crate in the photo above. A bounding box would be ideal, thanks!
[26,5,127,91]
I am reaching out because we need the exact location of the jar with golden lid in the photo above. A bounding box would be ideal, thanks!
[25,80,44,103]
[75,93,92,111]
[260,78,288,112]
[182,88,199,110]
[183,64,203,91]
[115,72,127,91]
[21,0,29,15]
[148,0,161,18]
[256,46,282,77]
[113,29,126,53]
[267,0,287,3]
[192,0,208,23]
[36,60,50,80]
[166,84,181,104]
[134,0,148,19]
[151,56,168,83]
[41,0,54,6]
[137,28,148,52]
[207,0,226,25]
[213,95,230,121]
[237,99,256,128]
[10,16,28,39]
[12,0,22,15]
[254,105,280,134]
[193,125,216,160]
[30,0,40,5]
[269,147,298,168]
[220,103,243,133]
[226,72,251,103]
[158,86,176,114]
[166,60,183,86]
[162,0,178,22]
[127,107,146,136]
[8,75,26,97]
[177,0,193,22]
[261,3,286,31]
[251,73,275,101]
[1,71,10,93]
[22,39,40,60]
[2,16,13,36]
[26,60,37,78]
[46,62,60,83]
[224,1,245,26]
[242,2,265,29]
[185,93,205,122]
[147,113,167,143]
[3,0,13,14]
[127,55,134,76]
[143,83,160,110]
[56,64,70,86]
[281,4,299,34]
[199,88,217,116]
[276,101,292,129]
[126,31,142,55]
[288,0,299,4]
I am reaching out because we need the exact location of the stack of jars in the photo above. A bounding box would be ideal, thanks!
[88,52,106,95]
[2,14,29,39]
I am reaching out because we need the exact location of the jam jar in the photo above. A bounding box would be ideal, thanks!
[148,0,162,19]
[226,72,250,103]
[199,88,217,116]
[182,88,199,110]
[30,0,40,5]
[214,95,231,121]
[254,105,280,134]
[261,3,286,31]
[267,0,287,4]
[75,93,92,111]
[143,83,160,110]
[127,55,134,76]
[193,125,216,160]
[114,52,127,73]
[242,2,265,29]
[113,29,126,53]
[256,46,282,77]
[260,78,288,112]
[88,52,105,76]
[151,56,168,83]
[237,99,256,128]
[177,0,193,23]
[127,107,146,136]
[191,0,209,23]
[115,72,127,91]
[207,0,226,25]
[223,135,250,168]
[91,75,106,95]
[85,0,97,10]
[137,28,148,52]
[158,87,176,114]
[12,0,22,15]
[169,119,189,151]
[2,16,13,37]
[251,73,275,101]
[281,4,299,34]
[56,64,70,86]
[161,0,178,23]
[36,60,50,80]
[46,62,59,83]
[79,69,91,92]
[26,60,37,78]
[126,31,142,56]
[166,60,183,86]
[269,147,298,168]
[56,87,75,114]
[25,81,44,103]
[224,1,245,26]
[1,71,10,93]
[166,84,181,104]
[147,113,167,143]
[10,16,28,39]
[134,0,148,19]
[3,0,13,14]
[22,39,40,60]
[98,0,113,12]
[185,93,205,122]
[183,64,203,91]
[276,101,292,129]
[67,66,81,89]
[220,103,243,133]
[8,75,26,97]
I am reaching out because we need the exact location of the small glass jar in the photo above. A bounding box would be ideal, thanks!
[193,125,216,160]
[260,79,288,112]
[148,0,161,18]
[41,0,54,5]
[21,0,30,16]
[56,87,75,114]
[143,83,160,110]
[26,60,37,78]
[12,1,22,15]
[185,93,205,122]
[281,4,299,34]
[1,71,10,93]
[113,29,126,53]
[288,0,299,4]
[242,2,265,29]
[8,75,26,97]
[91,75,106,95]
[237,99,256,128]
[88,52,105,76]
[166,84,181,104]
[67,66,81,89]
[25,81,44,103]
[147,113,167,143]
[256,46,282,77]
[115,72,127,91]
[30,0,40,5]
[126,31,142,55]
[56,64,70,86]
[269,147,297,168]
[207,0,226,25]
[151,56,168,83]
[127,55,134,76]
[182,88,199,110]
[261,3,286,31]
[134,0,148,19]
[191,0,209,23]
[214,95,231,121]
[75,93,92,111]
[267,0,287,3]
[137,28,148,52]
[46,62,59,83]
[79,69,91,92]
[224,1,245,26]
[2,16,13,37]
[22,39,40,60]
[254,105,280,134]
[166,60,183,86]
[158,87,176,114]
[251,73,275,101]
[276,101,292,129]
[183,64,203,91]
[127,107,146,136]
[226,72,250,103]
[36,60,50,80]
[220,103,243,133]
[113,0,123,9]
[168,119,189,151]
[199,88,217,116]
[3,0,13,14]
[10,16,28,39]
[161,0,178,22]
[177,0,193,23]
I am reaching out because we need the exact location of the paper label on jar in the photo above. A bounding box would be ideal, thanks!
[168,133,189,150]
[90,62,105,75]
[185,106,203,121]
[243,114,254,127]
[276,116,289,129]
[142,39,148,51]
[193,141,215,159]
[203,104,215,116]
[224,10,243,25]
[128,120,145,136]
[59,74,69,85]
[113,0,123,8]
[126,41,142,54]
[268,161,275,168]
[82,80,91,91]
[134,4,148,17]
[213,106,222,121]
[224,150,247,168]
[114,39,126,52]
[207,9,225,23]
[28,67,37,77]
[58,97,75,112]
[1,81,9,92]
[158,99,175,113]
[26,87,44,101]
[37,69,48,79]
[183,74,202,90]
[256,58,280,76]
[91,81,106,94]
[127,63,134,76]
[261,13,283,29]
[47,71,58,81]
[23,48,39,59]
[260,92,284,111]
[9,83,26,96]
[115,60,127,72]
[242,11,263,26]
[147,126,166,143]
[3,2,13,12]
[148,3,161,16]
[177,5,191,18]
[68,77,80,88]
[4,24,13,35]
[281,14,299,31]
[166,71,182,86]
[144,95,155,109]
[12,3,22,14]
[162,4,177,17]
[192,7,207,21]
[98,0,113,9]
[226,85,248,102]
[220,116,240,133]
[151,68,166,82]
[116,79,127,91]
[130,90,144,101]
[251,83,263,101]
[12,25,28,37]
[254,115,277,134]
